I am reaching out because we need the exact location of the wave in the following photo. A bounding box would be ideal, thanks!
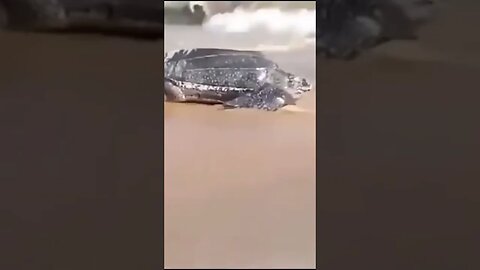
[202,6,316,47]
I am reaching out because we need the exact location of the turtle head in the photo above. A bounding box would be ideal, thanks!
[285,74,312,100]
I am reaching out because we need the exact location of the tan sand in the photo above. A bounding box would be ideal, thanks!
[164,98,316,268]
[163,31,317,267]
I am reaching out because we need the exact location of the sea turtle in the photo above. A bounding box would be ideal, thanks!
[164,48,312,111]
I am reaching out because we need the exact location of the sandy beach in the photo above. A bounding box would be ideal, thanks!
[164,24,317,268]
[166,1,480,267]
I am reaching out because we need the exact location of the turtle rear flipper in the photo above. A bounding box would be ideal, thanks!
[164,80,186,102]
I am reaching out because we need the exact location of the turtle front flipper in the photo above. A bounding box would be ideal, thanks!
[223,95,255,110]
[223,85,292,111]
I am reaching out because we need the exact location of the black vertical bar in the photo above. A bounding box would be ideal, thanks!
[161,2,166,270]
[316,4,321,270]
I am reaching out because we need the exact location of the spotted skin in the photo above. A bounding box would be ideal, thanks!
[164,48,311,111]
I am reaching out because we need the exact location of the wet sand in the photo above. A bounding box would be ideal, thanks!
[165,107,316,268]
[165,106,316,267]
[164,25,316,268]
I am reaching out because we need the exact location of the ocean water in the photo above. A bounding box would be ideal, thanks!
[203,6,315,45]
[165,1,316,51]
